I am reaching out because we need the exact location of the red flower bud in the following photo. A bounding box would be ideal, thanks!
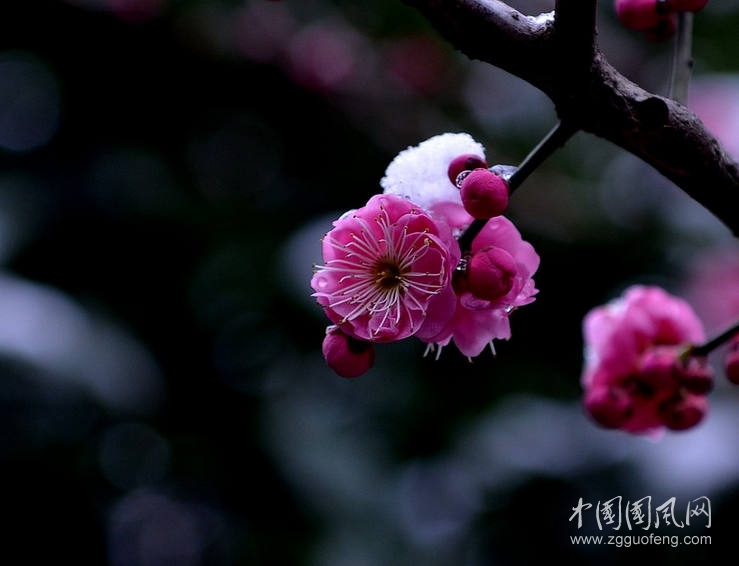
[678,355,714,394]
[322,327,375,378]
[459,169,509,220]
[584,386,633,429]
[615,0,663,31]
[659,394,707,431]
[447,154,488,187]
[467,246,517,301]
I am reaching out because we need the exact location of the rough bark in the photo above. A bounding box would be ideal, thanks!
[403,0,739,237]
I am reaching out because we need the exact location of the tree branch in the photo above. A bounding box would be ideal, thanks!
[403,0,739,237]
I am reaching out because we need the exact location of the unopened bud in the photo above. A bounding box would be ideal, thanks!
[659,393,707,431]
[459,169,509,219]
[584,386,633,429]
[447,154,488,187]
[615,0,663,31]
[467,246,517,301]
[678,355,714,394]
[322,327,375,378]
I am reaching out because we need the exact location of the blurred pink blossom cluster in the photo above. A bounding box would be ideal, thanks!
[581,285,714,436]
[580,245,739,436]
[232,1,451,99]
[311,133,540,377]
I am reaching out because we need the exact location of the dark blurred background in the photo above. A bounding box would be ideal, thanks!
[1,0,739,564]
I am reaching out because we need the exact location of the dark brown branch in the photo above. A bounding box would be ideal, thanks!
[554,0,597,82]
[403,0,739,237]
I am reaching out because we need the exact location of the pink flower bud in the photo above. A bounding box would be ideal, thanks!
[638,346,680,392]
[584,386,633,429]
[677,355,714,394]
[322,327,375,378]
[615,0,663,31]
[666,0,708,12]
[467,246,517,301]
[634,345,714,394]
[447,154,488,186]
[659,394,707,431]
[459,169,509,220]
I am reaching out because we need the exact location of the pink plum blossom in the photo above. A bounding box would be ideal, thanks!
[379,132,539,360]
[312,193,457,344]
[581,285,713,435]
[416,216,540,358]
[313,132,541,375]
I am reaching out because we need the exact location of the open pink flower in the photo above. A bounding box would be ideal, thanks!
[312,193,457,343]
[415,216,540,358]
[313,132,542,374]
[581,285,712,435]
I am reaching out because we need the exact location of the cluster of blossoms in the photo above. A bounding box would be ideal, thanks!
[615,0,708,40]
[580,285,730,437]
[311,135,737,439]
[311,133,539,378]
[581,286,712,436]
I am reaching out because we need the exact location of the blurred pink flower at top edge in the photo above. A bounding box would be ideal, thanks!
[582,285,711,436]
[311,193,458,344]
[383,34,451,97]
[285,19,366,93]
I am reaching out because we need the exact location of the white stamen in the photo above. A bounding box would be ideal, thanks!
[314,209,446,335]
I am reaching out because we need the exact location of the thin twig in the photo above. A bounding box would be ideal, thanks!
[690,321,739,357]
[457,120,577,251]
[668,11,694,104]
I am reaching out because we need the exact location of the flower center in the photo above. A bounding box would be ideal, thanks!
[375,260,403,290]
